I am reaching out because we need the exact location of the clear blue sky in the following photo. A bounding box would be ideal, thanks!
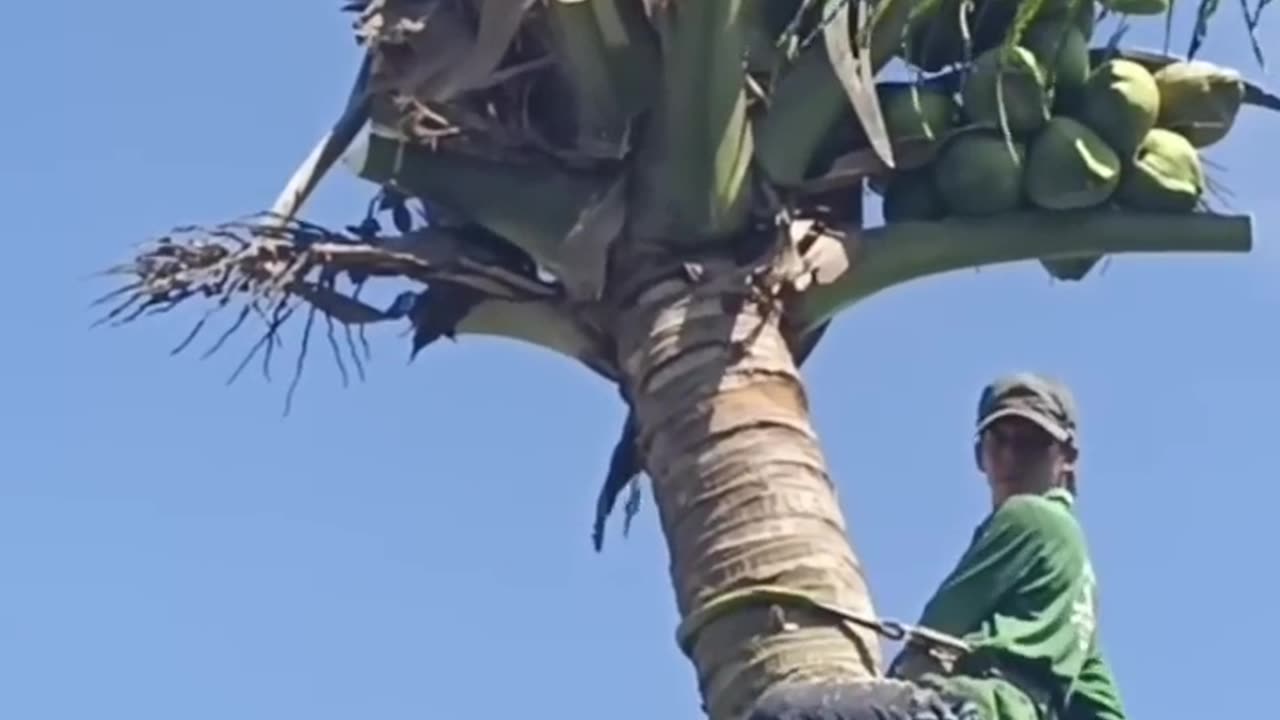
[3,3,1276,719]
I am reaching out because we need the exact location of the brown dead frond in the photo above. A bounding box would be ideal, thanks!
[96,211,560,413]
[351,0,612,168]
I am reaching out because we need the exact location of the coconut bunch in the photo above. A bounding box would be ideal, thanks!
[875,54,1246,222]
[871,4,1254,226]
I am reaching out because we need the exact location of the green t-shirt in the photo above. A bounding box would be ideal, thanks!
[916,489,1127,720]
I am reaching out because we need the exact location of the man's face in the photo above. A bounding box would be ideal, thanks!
[979,416,1069,493]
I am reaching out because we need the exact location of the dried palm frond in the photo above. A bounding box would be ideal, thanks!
[352,0,648,167]
[94,213,571,401]
[98,213,556,318]
[96,208,618,408]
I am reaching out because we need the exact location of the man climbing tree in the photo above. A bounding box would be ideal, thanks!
[887,373,1125,720]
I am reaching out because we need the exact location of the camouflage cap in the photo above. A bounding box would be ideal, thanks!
[975,372,1079,446]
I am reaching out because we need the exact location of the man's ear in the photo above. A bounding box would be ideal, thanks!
[974,441,984,471]
[1058,444,1079,493]
[1061,443,1080,468]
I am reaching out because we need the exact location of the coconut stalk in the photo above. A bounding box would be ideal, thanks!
[793,211,1254,332]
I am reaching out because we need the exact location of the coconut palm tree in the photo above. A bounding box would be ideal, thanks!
[101,1,1275,718]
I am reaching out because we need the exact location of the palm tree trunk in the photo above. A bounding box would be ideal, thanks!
[615,259,882,720]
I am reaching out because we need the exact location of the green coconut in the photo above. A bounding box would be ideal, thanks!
[1026,117,1122,209]
[1022,20,1091,111]
[883,169,946,222]
[898,0,1081,73]
[1100,0,1169,15]
[898,0,985,73]
[1024,0,1097,50]
[878,84,958,167]
[962,47,1052,135]
[933,127,1026,215]
[871,0,929,70]
[1116,128,1205,212]
[1075,59,1161,157]
[1154,60,1246,148]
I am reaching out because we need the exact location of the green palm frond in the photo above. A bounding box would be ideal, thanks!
[794,212,1253,332]
[822,0,895,167]
[1189,0,1223,60]
[545,0,658,159]
[754,44,857,186]
[631,0,754,245]
[1241,0,1272,67]
[349,127,612,284]
[1186,0,1270,67]
[755,0,921,187]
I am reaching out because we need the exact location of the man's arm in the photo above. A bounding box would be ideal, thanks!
[916,496,1053,637]
[1065,649,1127,720]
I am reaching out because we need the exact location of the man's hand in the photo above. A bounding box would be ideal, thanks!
[888,644,951,680]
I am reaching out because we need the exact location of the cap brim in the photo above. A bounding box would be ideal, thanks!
[976,407,1071,443]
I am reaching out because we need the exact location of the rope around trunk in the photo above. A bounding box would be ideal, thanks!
[676,584,972,662]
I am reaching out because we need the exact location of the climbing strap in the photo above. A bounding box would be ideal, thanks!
[676,585,972,659]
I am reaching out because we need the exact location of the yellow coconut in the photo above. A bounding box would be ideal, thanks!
[1026,117,1122,209]
[933,127,1026,215]
[1116,128,1205,212]
[1075,59,1160,156]
[1154,60,1246,148]
[962,46,1051,135]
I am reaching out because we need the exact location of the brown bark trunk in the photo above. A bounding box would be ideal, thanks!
[614,260,882,720]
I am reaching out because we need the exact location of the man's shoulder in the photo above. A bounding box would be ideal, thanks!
[991,493,1081,536]
[996,492,1072,517]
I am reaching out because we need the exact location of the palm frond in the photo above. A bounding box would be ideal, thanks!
[630,0,754,244]
[822,0,895,167]
[268,54,374,228]
[1187,0,1270,67]
[1189,0,1223,61]
[97,211,617,408]
[755,44,858,186]
[347,126,616,287]
[1242,0,1272,68]
[545,0,659,159]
